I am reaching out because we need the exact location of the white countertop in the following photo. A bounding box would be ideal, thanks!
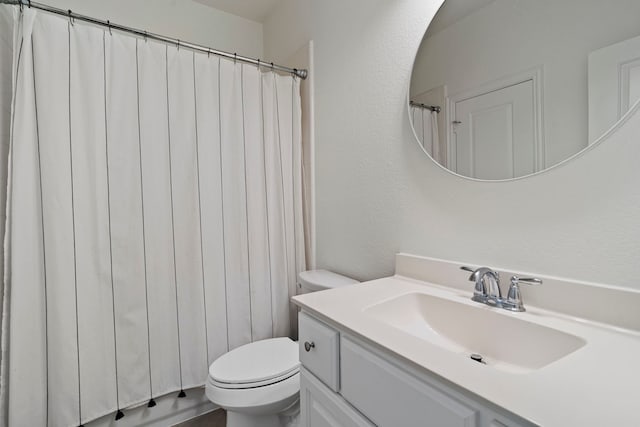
[292,275,640,427]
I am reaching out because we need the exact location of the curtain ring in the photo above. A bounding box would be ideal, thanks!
[256,59,260,70]
[68,9,74,26]
[270,62,274,71]
[107,20,112,35]
[233,53,237,63]
[207,48,211,58]
[144,31,148,43]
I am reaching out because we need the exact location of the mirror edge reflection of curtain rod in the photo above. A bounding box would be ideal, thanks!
[410,101,441,113]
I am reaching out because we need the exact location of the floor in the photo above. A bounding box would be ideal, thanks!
[174,409,226,427]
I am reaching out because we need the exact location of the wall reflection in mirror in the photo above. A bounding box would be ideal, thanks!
[410,0,640,180]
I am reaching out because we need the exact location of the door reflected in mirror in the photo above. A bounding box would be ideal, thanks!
[410,0,640,180]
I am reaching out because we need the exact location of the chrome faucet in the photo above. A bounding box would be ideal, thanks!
[460,266,501,305]
[460,266,541,312]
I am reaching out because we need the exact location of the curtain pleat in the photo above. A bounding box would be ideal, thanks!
[69,21,118,422]
[193,54,228,364]
[1,7,305,427]
[104,31,151,410]
[32,14,80,425]
[5,9,48,426]
[0,8,16,424]
[262,72,289,338]
[242,64,273,342]
[166,45,208,388]
[219,59,252,350]
[410,105,441,165]
[411,105,426,149]
[137,39,182,398]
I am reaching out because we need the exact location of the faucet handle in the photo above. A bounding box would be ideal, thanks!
[510,276,542,286]
[505,275,542,312]
[460,266,478,282]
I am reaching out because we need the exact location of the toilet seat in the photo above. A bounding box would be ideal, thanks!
[206,371,300,414]
[208,337,299,390]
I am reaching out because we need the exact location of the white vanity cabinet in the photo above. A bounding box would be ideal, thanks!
[299,312,535,427]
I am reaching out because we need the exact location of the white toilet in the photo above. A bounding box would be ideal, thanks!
[205,270,359,427]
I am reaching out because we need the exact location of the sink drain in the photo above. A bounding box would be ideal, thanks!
[470,353,486,364]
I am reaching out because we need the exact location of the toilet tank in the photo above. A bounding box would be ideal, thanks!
[298,269,359,294]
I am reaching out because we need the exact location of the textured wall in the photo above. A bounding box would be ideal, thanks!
[264,0,640,290]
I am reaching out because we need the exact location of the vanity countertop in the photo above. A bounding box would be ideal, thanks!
[292,275,640,427]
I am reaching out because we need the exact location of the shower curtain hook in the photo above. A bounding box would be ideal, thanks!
[177,40,180,50]
[107,20,112,36]
[27,0,31,8]
[256,59,260,70]
[271,62,274,71]
[233,53,237,63]
[144,31,148,43]
[207,48,211,58]
[68,10,74,26]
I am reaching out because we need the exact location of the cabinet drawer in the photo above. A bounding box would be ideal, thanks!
[301,368,374,427]
[299,312,340,391]
[340,336,478,427]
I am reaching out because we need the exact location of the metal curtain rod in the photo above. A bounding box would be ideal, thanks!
[1,0,308,79]
[410,101,441,113]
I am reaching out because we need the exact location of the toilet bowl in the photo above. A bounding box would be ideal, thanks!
[205,270,359,427]
[206,337,300,427]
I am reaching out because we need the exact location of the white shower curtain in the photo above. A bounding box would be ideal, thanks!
[410,105,441,165]
[1,7,305,427]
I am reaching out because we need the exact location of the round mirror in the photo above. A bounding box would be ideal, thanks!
[410,0,640,180]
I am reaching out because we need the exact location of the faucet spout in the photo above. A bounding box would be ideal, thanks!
[460,266,501,305]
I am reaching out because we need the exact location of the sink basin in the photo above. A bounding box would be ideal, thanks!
[364,292,586,374]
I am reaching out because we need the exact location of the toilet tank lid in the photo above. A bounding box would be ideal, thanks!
[298,269,359,292]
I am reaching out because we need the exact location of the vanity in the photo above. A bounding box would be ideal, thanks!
[296,313,531,427]
[292,254,640,427]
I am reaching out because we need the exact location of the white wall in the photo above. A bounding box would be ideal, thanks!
[39,0,263,58]
[411,0,640,168]
[264,0,640,291]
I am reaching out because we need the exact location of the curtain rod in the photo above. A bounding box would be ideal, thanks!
[1,0,308,80]
[410,101,441,113]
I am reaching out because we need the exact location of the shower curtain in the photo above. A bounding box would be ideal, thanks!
[410,105,441,165]
[0,7,305,427]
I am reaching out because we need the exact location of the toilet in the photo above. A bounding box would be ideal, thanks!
[205,270,359,427]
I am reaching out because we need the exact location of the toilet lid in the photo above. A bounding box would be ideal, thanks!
[209,337,299,386]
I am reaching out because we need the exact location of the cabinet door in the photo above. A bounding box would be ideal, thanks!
[341,337,478,427]
[300,369,374,427]
[299,312,340,391]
